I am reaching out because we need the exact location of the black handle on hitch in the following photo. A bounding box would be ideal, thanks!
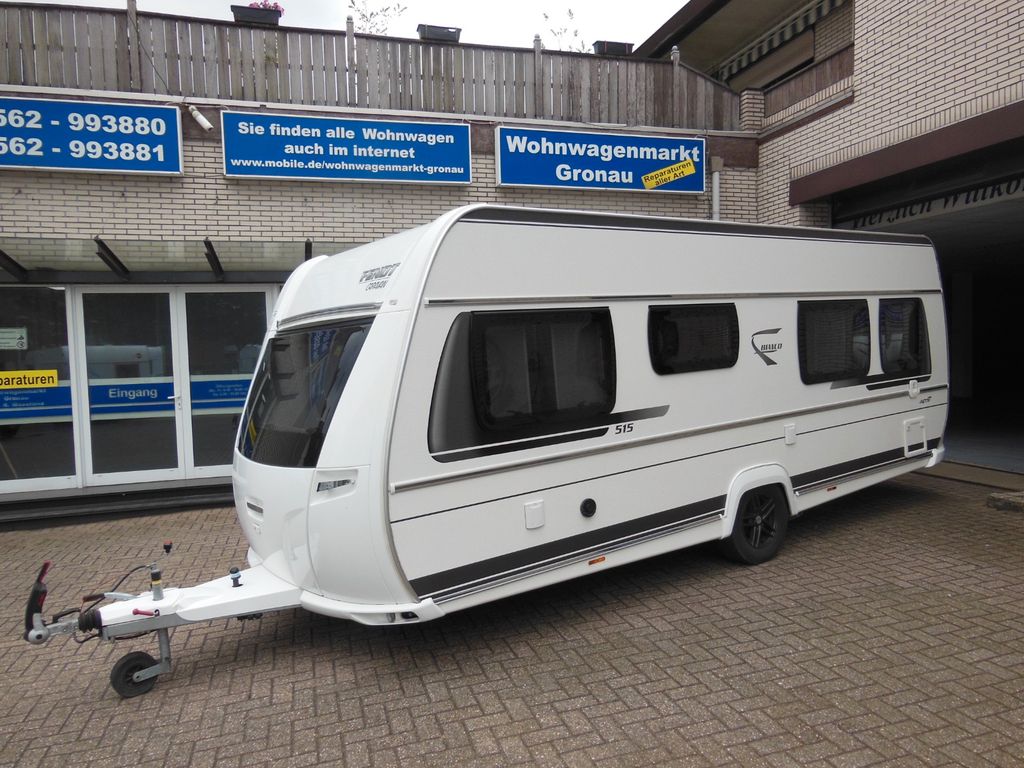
[23,561,51,641]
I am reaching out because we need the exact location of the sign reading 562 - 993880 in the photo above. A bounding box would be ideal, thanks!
[0,97,183,175]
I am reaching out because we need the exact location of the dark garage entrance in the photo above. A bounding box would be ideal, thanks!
[830,138,1024,473]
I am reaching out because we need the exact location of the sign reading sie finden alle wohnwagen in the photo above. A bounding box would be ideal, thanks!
[221,112,471,184]
[496,126,706,194]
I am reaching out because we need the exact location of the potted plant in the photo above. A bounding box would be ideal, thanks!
[231,2,284,26]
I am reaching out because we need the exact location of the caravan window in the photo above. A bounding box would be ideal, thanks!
[797,300,870,384]
[879,298,929,377]
[648,304,739,374]
[428,308,615,455]
[238,318,372,467]
[470,309,615,429]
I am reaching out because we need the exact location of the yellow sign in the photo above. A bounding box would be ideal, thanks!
[0,370,59,389]
[642,159,697,190]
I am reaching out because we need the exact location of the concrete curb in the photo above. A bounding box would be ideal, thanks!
[987,492,1024,512]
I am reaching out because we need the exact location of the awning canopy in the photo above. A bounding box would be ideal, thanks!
[0,237,353,284]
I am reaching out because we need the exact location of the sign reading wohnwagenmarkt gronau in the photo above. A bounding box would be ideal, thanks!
[222,112,471,184]
[496,126,705,194]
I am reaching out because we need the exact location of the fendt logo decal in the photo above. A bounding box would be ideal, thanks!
[751,328,783,366]
[359,262,400,291]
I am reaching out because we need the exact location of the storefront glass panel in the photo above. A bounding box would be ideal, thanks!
[185,292,267,467]
[82,292,178,474]
[0,287,76,481]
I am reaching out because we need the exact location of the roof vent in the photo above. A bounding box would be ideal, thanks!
[417,24,461,43]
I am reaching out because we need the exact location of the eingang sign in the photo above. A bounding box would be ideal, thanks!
[222,112,471,184]
[496,127,705,194]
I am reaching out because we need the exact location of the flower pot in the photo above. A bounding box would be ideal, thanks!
[231,5,281,26]
[416,24,461,43]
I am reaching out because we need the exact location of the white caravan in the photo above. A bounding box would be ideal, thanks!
[25,205,948,696]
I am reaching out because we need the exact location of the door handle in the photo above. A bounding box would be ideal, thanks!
[166,394,181,409]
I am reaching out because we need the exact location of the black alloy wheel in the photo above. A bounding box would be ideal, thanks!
[720,485,789,565]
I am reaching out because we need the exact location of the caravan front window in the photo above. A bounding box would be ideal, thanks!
[238,318,373,468]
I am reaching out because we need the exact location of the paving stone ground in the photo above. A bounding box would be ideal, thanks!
[1,473,1022,768]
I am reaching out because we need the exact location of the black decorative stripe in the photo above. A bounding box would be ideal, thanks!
[457,207,932,246]
[431,405,669,464]
[792,440,940,491]
[792,448,905,489]
[865,375,932,391]
[828,373,932,390]
[410,494,726,599]
[433,428,610,463]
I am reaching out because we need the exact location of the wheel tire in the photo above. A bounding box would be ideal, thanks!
[720,485,789,565]
[110,651,158,698]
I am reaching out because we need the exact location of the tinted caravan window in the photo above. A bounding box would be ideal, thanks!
[470,309,615,429]
[797,300,870,384]
[239,318,372,467]
[648,304,739,374]
[428,308,615,455]
[879,298,930,378]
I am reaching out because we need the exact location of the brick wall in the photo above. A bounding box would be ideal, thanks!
[0,117,759,270]
[814,1,854,60]
[758,0,1023,225]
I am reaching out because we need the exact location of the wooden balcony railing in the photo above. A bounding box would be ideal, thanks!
[764,45,854,117]
[0,3,741,131]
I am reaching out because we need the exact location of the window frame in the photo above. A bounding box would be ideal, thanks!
[878,297,930,378]
[647,303,740,375]
[797,299,871,385]
[467,307,617,432]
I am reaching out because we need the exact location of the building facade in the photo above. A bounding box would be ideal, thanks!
[640,0,1023,471]
[1,0,1020,516]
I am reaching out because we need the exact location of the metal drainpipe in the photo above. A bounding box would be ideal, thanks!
[710,156,724,221]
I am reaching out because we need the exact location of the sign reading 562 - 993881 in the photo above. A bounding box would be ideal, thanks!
[0,97,183,175]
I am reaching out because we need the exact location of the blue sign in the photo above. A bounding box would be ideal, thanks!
[496,127,705,194]
[222,112,471,184]
[190,378,251,410]
[0,385,72,421]
[0,97,183,175]
[89,381,175,415]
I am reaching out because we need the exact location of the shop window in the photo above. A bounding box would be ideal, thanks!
[186,292,268,467]
[429,309,615,454]
[798,300,870,384]
[879,298,929,378]
[648,304,739,375]
[0,287,76,481]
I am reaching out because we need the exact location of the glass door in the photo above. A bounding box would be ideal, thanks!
[52,286,274,490]
[181,290,269,477]
[78,290,184,482]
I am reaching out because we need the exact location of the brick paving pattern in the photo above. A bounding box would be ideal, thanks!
[1,473,1022,767]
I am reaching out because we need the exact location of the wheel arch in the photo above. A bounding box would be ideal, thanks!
[720,464,795,539]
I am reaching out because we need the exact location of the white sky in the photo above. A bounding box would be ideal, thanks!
[17,1,684,49]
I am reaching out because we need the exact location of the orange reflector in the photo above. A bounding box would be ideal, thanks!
[589,556,606,566]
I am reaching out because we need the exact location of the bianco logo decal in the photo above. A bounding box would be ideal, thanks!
[751,328,783,366]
